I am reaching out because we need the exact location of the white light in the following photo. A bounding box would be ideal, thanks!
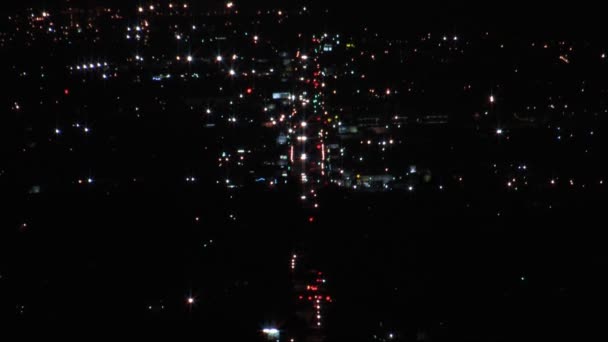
[187,55,193,62]
[408,186,414,191]
[149,5,155,10]
[55,128,61,134]
[227,2,234,9]
[84,127,90,133]
[229,69,236,76]
[138,6,144,13]
[490,95,495,103]
[216,55,223,62]
[496,128,503,135]
[301,55,309,60]
[187,297,194,304]
[301,121,307,127]
[262,328,279,335]
[300,154,307,161]
[232,54,238,60]
[87,178,93,184]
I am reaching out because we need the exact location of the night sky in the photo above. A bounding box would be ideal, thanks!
[2,1,608,340]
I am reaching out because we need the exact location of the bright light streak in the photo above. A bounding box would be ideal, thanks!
[262,328,279,335]
[321,143,326,161]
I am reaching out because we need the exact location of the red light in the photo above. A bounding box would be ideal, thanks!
[326,296,331,301]
[308,296,312,300]
[309,217,314,223]
[299,295,303,300]
[316,145,322,150]
[64,89,69,95]
[246,88,253,94]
